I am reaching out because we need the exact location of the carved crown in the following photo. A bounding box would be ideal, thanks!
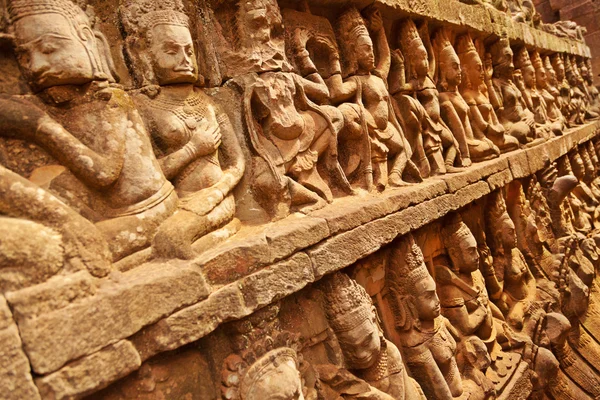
[398,19,422,53]
[8,0,87,24]
[514,47,532,70]
[388,235,430,297]
[441,214,473,250]
[221,303,302,400]
[120,0,188,35]
[321,272,374,333]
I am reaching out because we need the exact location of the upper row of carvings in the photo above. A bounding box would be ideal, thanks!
[0,0,597,280]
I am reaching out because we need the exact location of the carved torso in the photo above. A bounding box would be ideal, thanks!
[32,85,167,212]
[135,89,224,197]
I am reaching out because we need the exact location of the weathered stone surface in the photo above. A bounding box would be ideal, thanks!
[435,157,509,193]
[131,283,247,361]
[0,324,40,400]
[6,271,96,321]
[17,261,209,375]
[35,340,141,400]
[0,295,13,331]
[200,228,271,285]
[487,169,515,191]
[264,215,330,262]
[240,252,314,309]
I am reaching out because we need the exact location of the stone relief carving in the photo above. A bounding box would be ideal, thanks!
[1,0,600,398]
[456,33,520,154]
[119,0,245,259]
[385,235,463,400]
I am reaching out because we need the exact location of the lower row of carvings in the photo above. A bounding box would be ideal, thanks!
[92,141,600,400]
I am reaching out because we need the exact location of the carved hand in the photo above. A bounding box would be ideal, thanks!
[189,120,222,157]
[0,96,48,140]
[365,9,383,32]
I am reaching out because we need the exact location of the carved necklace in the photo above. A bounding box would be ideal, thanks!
[150,92,209,134]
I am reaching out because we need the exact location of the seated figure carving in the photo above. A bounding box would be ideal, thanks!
[512,48,559,137]
[531,52,566,135]
[386,235,463,400]
[552,53,583,125]
[484,190,549,331]
[489,38,543,146]
[389,20,461,176]
[432,27,499,163]
[456,34,519,153]
[320,272,425,400]
[0,0,190,262]
[119,0,245,260]
[326,6,421,191]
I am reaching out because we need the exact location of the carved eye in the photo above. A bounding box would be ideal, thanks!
[40,42,58,55]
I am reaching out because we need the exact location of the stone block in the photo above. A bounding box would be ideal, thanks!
[435,157,508,193]
[6,271,96,321]
[131,283,247,361]
[17,261,209,375]
[308,208,418,278]
[264,215,329,261]
[240,252,314,310]
[200,228,271,285]
[507,150,532,179]
[487,169,514,191]
[310,195,391,235]
[0,324,40,400]
[35,340,141,400]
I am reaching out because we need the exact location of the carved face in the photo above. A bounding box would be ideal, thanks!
[522,65,536,88]
[448,232,480,273]
[413,44,429,78]
[414,275,441,321]
[536,64,548,87]
[499,213,517,248]
[465,52,484,88]
[356,35,375,72]
[554,57,565,81]
[148,24,198,85]
[336,314,381,370]
[241,2,272,44]
[14,13,95,90]
[494,44,514,77]
[440,48,461,88]
[246,358,305,400]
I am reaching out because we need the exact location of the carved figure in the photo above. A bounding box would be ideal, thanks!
[432,27,499,163]
[1,0,185,262]
[386,235,463,400]
[120,0,245,259]
[565,55,590,123]
[221,305,314,400]
[456,336,496,400]
[242,1,351,216]
[389,19,462,176]
[0,165,112,290]
[484,190,541,330]
[456,33,519,153]
[489,38,541,145]
[552,53,583,125]
[320,272,424,400]
[532,52,566,135]
[326,6,420,191]
[513,48,559,137]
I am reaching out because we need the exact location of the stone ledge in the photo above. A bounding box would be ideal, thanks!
[375,0,590,57]
[16,121,600,396]
[34,340,141,400]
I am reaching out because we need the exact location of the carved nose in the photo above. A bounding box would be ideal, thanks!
[29,55,50,77]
